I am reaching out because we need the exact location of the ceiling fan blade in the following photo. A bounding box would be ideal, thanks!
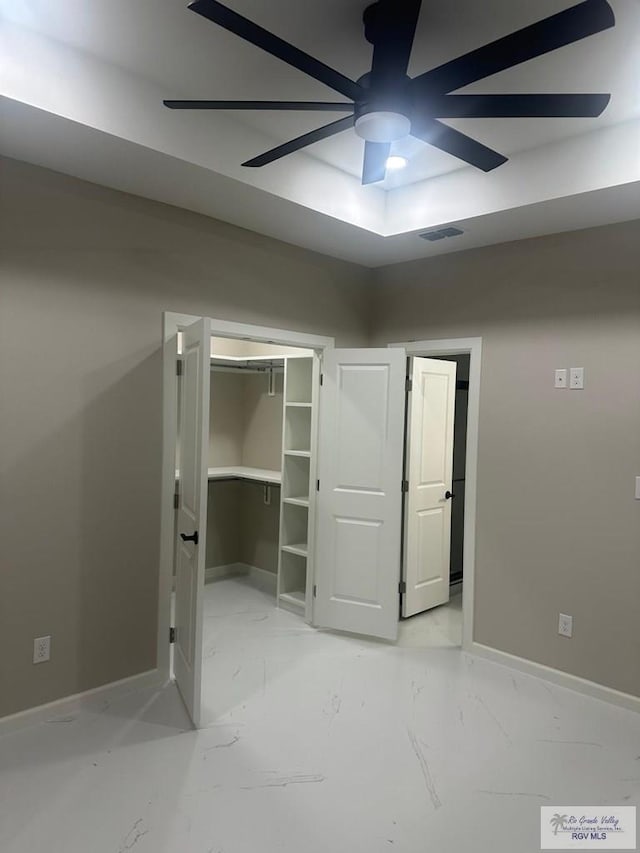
[431,93,611,118]
[362,141,391,185]
[164,100,355,111]
[188,0,361,102]
[411,117,507,171]
[368,0,423,87]
[243,115,355,167]
[413,0,615,95]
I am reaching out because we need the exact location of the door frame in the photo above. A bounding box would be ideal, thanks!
[158,311,334,686]
[387,337,482,653]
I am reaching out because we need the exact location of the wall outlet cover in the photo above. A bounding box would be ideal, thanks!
[33,635,51,664]
[558,614,573,639]
[569,367,585,390]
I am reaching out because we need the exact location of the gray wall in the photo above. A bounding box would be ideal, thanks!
[208,370,284,471]
[206,370,284,572]
[206,481,241,570]
[372,222,640,697]
[3,154,639,719]
[0,157,369,718]
[239,482,281,575]
[242,372,284,472]
[205,480,281,576]
[208,373,244,467]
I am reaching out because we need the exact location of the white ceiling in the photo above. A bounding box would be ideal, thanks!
[2,0,640,265]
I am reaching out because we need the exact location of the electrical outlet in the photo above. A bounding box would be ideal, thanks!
[33,635,51,664]
[570,367,584,390]
[554,369,568,389]
[558,614,573,639]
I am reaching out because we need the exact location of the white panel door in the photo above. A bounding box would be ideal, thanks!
[402,357,457,618]
[314,348,406,641]
[174,317,210,727]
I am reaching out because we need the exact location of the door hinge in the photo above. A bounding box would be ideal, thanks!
[399,581,406,595]
[320,373,324,386]
[316,479,320,492]
[402,479,409,493]
[405,377,413,393]
[173,492,179,510]
[169,627,176,644]
[313,584,317,598]
[176,360,183,377]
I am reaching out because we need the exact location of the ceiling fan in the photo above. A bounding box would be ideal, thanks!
[164,0,615,185]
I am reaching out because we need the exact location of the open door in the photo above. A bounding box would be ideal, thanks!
[314,348,406,641]
[174,317,210,726]
[402,357,456,618]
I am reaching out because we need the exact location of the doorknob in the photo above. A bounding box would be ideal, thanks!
[445,491,455,500]
[180,531,199,545]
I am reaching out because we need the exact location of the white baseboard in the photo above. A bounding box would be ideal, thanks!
[0,668,165,738]
[471,642,640,715]
[204,562,248,583]
[246,565,277,595]
[205,562,277,595]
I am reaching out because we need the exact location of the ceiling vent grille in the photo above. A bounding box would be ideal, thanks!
[419,226,464,242]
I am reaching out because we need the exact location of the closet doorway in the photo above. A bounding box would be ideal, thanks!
[160,315,481,727]
[391,338,481,653]
[162,314,332,725]
[178,332,322,726]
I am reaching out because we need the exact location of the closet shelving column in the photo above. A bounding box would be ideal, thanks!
[277,356,317,617]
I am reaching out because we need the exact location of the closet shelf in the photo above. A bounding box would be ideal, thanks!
[286,402,312,408]
[281,543,308,558]
[283,496,309,508]
[279,590,305,609]
[207,466,281,485]
[284,450,311,458]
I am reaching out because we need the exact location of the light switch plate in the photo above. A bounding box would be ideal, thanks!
[635,477,640,500]
[554,369,568,389]
[570,367,584,390]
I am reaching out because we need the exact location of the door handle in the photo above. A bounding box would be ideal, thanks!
[444,491,455,500]
[180,531,199,545]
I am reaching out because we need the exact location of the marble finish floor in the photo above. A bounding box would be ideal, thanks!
[1,577,639,853]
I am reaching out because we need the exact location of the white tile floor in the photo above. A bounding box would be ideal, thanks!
[1,577,639,853]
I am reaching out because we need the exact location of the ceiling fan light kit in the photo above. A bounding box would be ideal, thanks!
[386,155,409,171]
[354,111,411,143]
[164,0,615,186]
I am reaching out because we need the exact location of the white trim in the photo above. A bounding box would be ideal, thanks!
[173,312,334,350]
[246,565,278,596]
[472,642,640,715]
[0,669,164,738]
[204,562,248,583]
[387,337,482,653]
[204,563,277,595]
[159,312,334,690]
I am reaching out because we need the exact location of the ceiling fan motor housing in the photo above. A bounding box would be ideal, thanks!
[363,0,396,46]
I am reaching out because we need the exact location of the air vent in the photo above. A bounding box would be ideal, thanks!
[419,226,464,242]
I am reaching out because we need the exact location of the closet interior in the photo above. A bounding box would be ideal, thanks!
[197,336,319,620]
